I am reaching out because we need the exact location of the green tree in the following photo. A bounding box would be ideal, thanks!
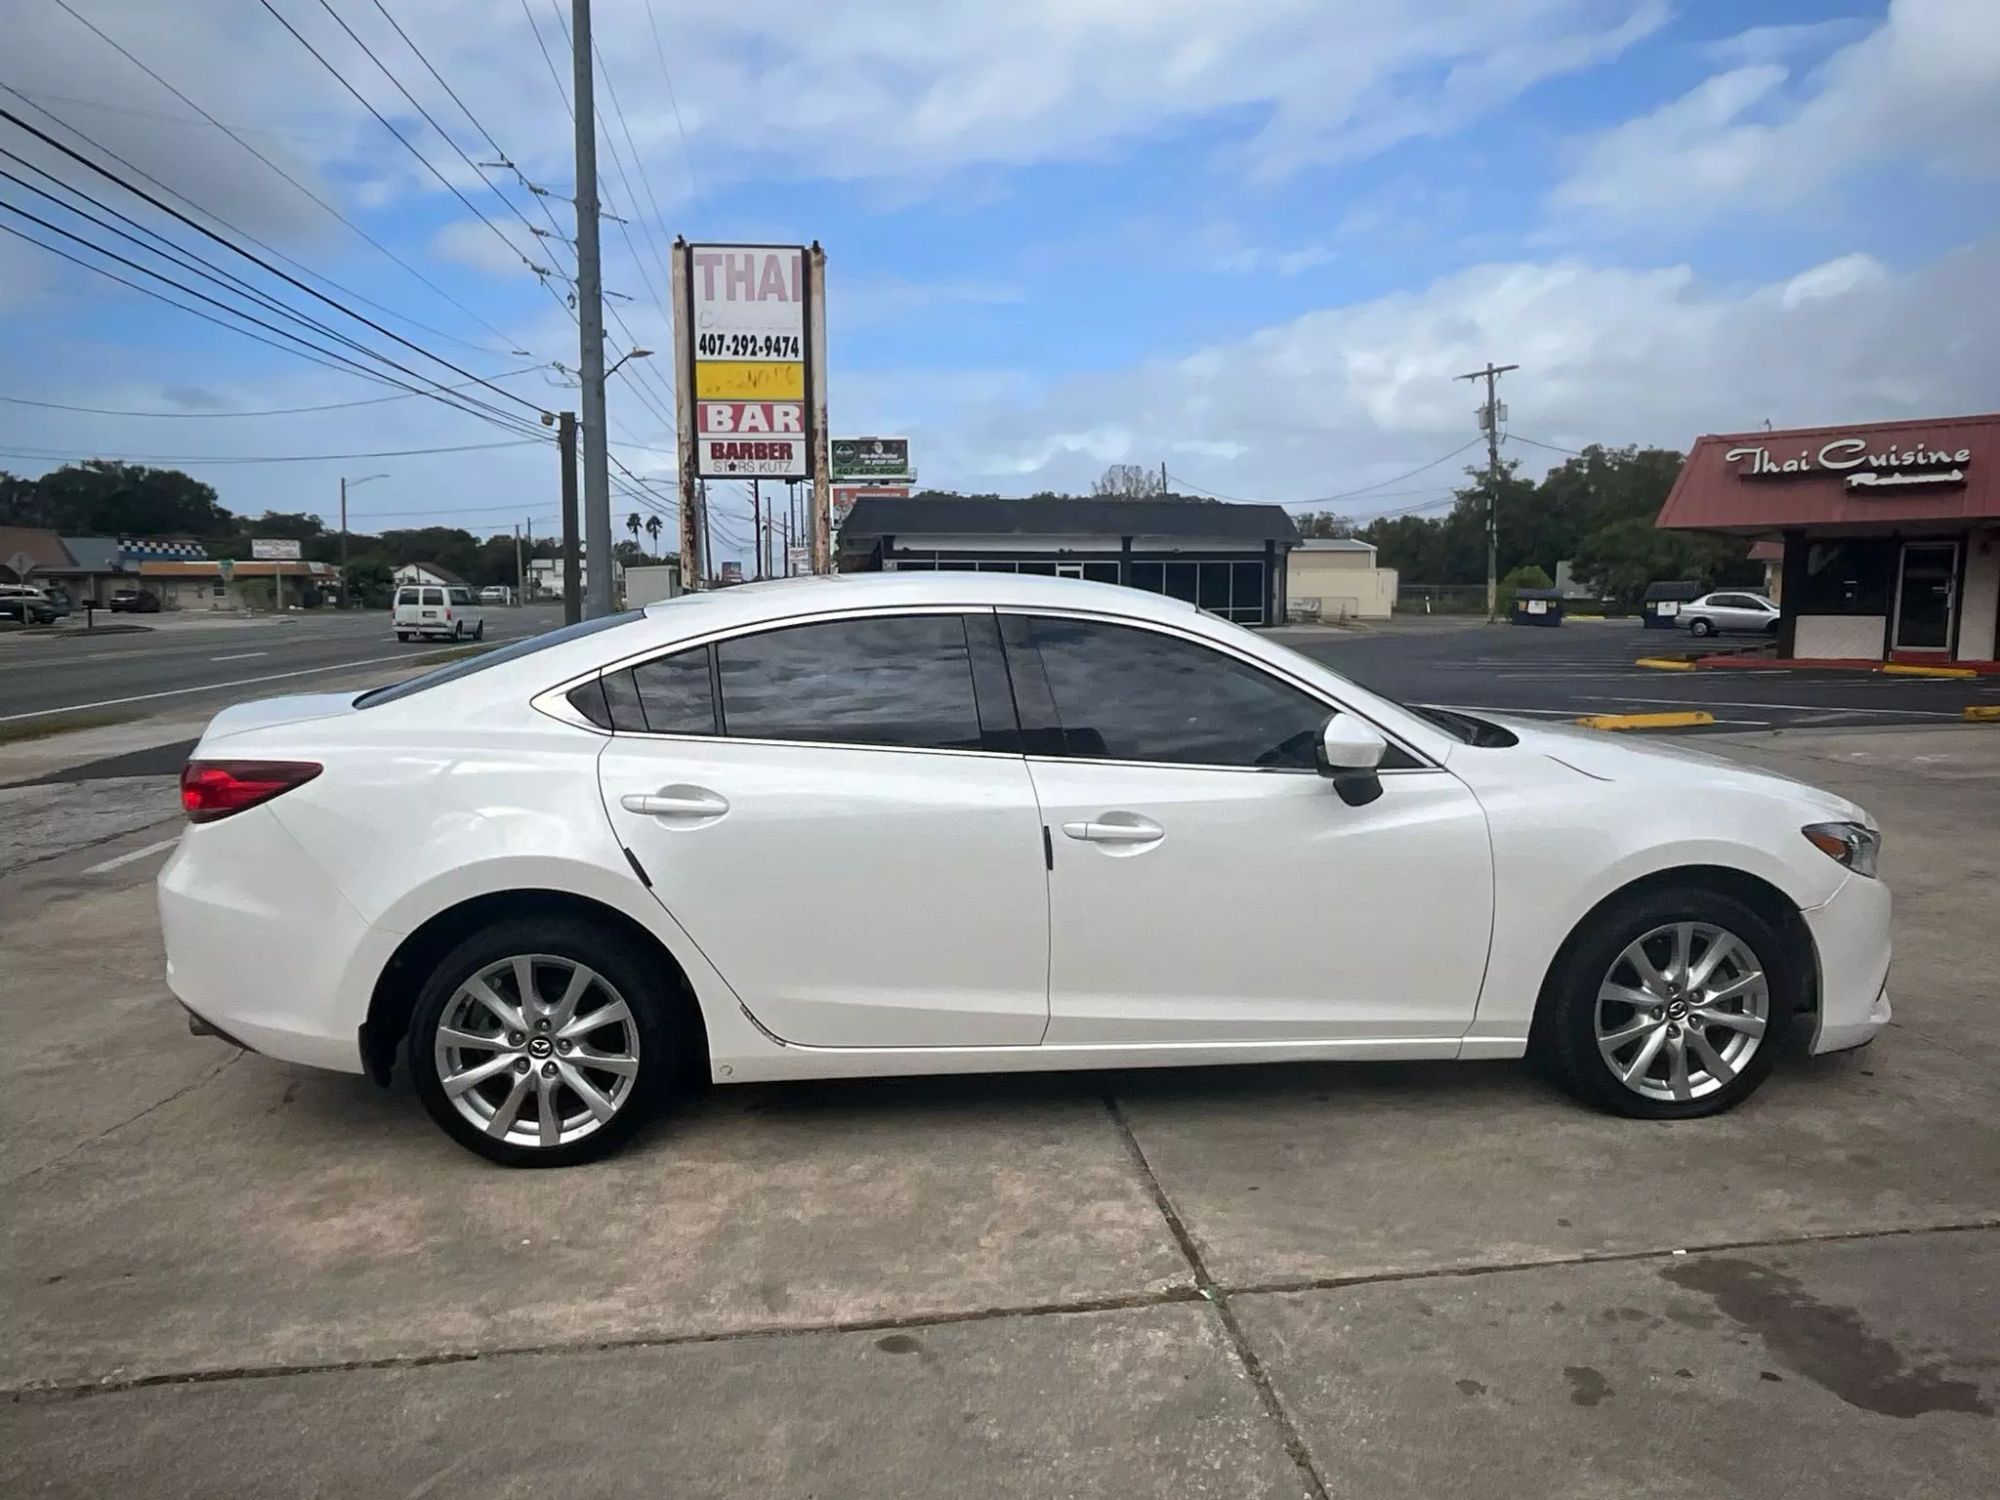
[1292,510,1355,538]
[13,461,231,536]
[1497,563,1554,613]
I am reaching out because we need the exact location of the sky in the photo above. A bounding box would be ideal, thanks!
[1,0,1997,563]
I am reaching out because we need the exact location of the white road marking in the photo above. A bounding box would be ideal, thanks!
[81,837,180,875]
[1575,693,1967,718]
[208,651,269,661]
[0,646,473,724]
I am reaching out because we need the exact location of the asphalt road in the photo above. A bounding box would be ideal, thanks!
[1285,618,2000,731]
[0,604,564,724]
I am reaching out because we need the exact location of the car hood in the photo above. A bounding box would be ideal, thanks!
[1459,712,1868,823]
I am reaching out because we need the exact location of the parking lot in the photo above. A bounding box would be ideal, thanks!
[4,616,1998,1498]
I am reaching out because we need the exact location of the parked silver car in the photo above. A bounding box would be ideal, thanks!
[1681,591,1779,638]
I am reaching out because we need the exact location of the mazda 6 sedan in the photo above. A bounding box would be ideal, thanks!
[160,573,1891,1166]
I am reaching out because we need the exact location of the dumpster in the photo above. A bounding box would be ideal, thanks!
[1510,588,1564,627]
[1642,580,1702,630]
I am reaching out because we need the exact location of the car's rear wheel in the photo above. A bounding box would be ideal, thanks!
[1689,617,1714,638]
[1537,886,1797,1119]
[474,620,486,641]
[409,919,674,1166]
[396,631,412,642]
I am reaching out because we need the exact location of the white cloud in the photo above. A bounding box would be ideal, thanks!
[1555,0,2000,228]
[1703,17,1872,67]
[873,237,2000,509]
[428,219,546,279]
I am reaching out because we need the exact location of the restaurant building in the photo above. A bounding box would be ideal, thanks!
[1656,412,1998,664]
[837,496,1299,626]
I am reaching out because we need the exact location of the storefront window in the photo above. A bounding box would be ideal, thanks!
[1794,540,1892,615]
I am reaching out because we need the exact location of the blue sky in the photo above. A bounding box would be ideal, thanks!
[2,0,1996,557]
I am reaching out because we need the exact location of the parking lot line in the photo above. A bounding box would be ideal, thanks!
[1576,693,1969,719]
[79,837,180,876]
[208,652,269,662]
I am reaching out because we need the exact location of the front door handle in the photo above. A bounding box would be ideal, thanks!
[621,787,729,820]
[1061,814,1164,845]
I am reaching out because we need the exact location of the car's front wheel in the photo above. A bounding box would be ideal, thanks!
[1537,886,1797,1119]
[1688,617,1714,638]
[409,919,674,1166]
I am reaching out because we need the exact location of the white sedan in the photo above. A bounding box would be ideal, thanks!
[160,573,1891,1166]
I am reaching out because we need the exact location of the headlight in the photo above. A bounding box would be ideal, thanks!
[1803,821,1880,878]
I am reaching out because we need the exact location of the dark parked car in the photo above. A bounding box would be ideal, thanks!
[0,584,60,624]
[108,588,162,613]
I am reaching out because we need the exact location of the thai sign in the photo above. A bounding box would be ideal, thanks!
[688,245,810,478]
[1725,436,1972,492]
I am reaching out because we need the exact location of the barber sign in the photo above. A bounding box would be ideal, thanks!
[687,244,810,478]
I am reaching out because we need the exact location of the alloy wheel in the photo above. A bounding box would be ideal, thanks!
[433,954,642,1148]
[1594,922,1768,1103]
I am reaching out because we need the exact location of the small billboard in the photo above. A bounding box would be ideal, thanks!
[250,538,303,561]
[831,437,912,483]
[686,245,811,480]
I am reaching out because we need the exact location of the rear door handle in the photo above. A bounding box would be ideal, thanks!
[1061,814,1164,845]
[621,788,729,820]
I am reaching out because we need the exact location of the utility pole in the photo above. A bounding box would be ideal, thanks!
[1455,360,1518,622]
[338,476,350,609]
[570,0,612,618]
[750,479,763,580]
[699,480,714,585]
[513,523,524,607]
[558,411,581,625]
[669,238,702,590]
[1160,460,1168,498]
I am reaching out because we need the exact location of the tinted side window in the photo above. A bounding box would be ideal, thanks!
[447,587,473,606]
[717,615,983,751]
[630,647,718,734]
[1012,616,1324,769]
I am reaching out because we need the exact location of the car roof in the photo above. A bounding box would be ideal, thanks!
[641,569,1201,631]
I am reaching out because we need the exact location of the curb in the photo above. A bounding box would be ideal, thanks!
[1967,706,2000,722]
[1883,662,1978,680]
[1634,657,1696,671]
[1575,711,1716,731]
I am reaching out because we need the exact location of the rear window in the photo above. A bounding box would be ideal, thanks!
[395,588,418,606]
[422,588,446,606]
[355,611,645,708]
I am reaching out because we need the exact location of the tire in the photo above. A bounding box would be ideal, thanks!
[408,918,678,1166]
[1535,885,1799,1120]
[396,631,412,642]
[1688,617,1714,638]
[451,621,463,641]
[474,620,486,641]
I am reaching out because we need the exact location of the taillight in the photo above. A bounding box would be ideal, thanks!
[180,760,322,823]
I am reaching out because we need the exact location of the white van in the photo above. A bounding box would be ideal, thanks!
[392,584,486,642]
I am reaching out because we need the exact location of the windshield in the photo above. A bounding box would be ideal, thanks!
[355,611,645,708]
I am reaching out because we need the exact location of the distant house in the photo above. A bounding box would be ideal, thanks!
[393,562,469,590]
[1286,537,1397,621]
[0,525,75,585]
[139,559,337,611]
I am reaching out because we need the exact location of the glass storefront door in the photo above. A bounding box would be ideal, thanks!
[1893,540,1957,651]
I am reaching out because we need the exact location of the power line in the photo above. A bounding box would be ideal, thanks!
[34,2,527,356]
[0,104,550,421]
[642,0,699,202]
[0,86,350,148]
[0,197,537,436]
[0,438,544,466]
[254,0,567,305]
[522,0,573,119]
[1507,433,1587,458]
[0,365,548,418]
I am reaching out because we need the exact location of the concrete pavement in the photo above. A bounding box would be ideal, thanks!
[2,724,1995,1495]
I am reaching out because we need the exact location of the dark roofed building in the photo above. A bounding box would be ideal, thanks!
[838,496,1299,625]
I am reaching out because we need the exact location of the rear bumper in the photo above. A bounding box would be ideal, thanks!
[1803,871,1893,1055]
[158,811,373,1074]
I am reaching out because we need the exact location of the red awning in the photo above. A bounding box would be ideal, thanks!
[1657,412,1999,536]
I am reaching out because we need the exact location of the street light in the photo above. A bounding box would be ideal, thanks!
[340,472,389,608]
[605,347,653,381]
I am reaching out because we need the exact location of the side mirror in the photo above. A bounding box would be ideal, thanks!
[1316,713,1388,806]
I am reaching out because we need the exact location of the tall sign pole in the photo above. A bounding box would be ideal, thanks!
[670,238,702,589]
[808,242,831,573]
[1455,360,1518,623]
[570,0,613,618]
[559,411,582,624]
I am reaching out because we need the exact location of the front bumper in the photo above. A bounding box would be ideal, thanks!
[1803,870,1893,1054]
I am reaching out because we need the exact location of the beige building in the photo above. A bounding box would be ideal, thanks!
[1285,538,1397,621]
[138,559,338,611]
